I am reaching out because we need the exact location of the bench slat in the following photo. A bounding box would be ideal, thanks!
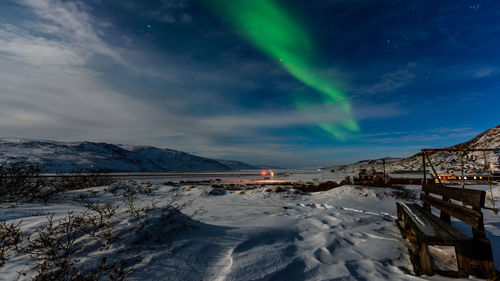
[420,194,482,228]
[396,202,456,244]
[422,184,485,208]
[412,204,469,241]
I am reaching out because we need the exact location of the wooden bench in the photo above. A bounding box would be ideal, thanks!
[395,184,495,278]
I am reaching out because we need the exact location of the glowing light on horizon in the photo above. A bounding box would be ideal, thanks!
[205,0,359,138]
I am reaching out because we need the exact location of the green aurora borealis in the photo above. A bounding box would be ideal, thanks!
[207,0,359,139]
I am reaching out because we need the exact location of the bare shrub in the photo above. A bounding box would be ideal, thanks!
[0,221,23,266]
[123,188,205,245]
[2,181,201,280]
[225,184,245,191]
[25,211,130,281]
[139,194,205,245]
[25,213,79,262]
[122,184,159,224]
[0,164,115,203]
[390,188,418,200]
[53,169,115,191]
[294,181,341,193]
[340,176,352,185]
[107,181,129,195]
[0,162,47,202]
[73,197,119,243]
[33,255,130,281]
[139,207,190,245]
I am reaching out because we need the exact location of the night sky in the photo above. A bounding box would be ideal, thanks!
[0,0,499,167]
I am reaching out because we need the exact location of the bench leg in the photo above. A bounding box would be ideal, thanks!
[469,239,495,278]
[397,203,402,221]
[403,216,415,243]
[418,242,433,276]
[455,243,470,278]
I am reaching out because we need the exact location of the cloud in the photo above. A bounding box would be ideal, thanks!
[472,67,497,78]
[2,0,493,168]
[0,0,161,142]
[0,0,409,168]
[355,127,480,145]
[143,0,192,24]
[363,67,417,95]
[20,0,123,63]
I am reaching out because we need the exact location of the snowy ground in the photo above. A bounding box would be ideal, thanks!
[1,171,499,281]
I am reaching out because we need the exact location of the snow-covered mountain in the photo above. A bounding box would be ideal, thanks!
[334,157,403,173]
[0,138,255,172]
[338,125,500,173]
[214,160,282,170]
[215,159,258,170]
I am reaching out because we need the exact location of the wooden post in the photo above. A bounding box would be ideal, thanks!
[424,151,441,185]
[422,151,426,185]
[469,239,495,278]
[482,150,488,171]
[461,151,465,189]
[455,242,471,278]
[483,150,497,212]
[418,243,432,276]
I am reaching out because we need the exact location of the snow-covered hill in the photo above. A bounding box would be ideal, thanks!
[339,125,500,173]
[214,160,282,170]
[0,138,250,172]
[215,159,258,170]
[334,157,402,173]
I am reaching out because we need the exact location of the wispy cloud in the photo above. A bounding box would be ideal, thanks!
[0,0,161,142]
[355,127,480,145]
[142,0,193,24]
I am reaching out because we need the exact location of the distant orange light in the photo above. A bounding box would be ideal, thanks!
[261,170,267,176]
[270,170,274,177]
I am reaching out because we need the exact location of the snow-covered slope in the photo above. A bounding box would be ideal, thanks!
[2,177,498,280]
[335,157,402,173]
[339,125,500,173]
[0,138,238,172]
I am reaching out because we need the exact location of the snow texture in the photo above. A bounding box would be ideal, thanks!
[1,171,498,281]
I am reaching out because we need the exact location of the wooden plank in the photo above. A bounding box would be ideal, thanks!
[412,204,469,241]
[422,184,485,208]
[397,203,456,244]
[420,194,482,228]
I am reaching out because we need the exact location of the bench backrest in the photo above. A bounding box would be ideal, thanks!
[420,184,486,236]
[422,184,485,208]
